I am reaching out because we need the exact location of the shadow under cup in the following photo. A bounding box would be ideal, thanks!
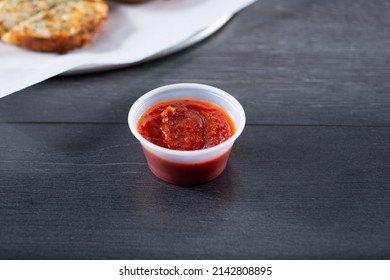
[128,83,246,186]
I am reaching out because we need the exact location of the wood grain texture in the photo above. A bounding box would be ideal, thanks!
[0,0,390,125]
[0,124,389,259]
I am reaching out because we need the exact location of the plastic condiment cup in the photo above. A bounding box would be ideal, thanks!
[128,83,246,185]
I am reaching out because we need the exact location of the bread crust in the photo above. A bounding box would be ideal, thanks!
[7,20,103,53]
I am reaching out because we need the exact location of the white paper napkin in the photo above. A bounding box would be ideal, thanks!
[0,0,257,98]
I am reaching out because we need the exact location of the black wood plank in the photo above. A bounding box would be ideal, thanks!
[1,0,390,125]
[1,123,389,259]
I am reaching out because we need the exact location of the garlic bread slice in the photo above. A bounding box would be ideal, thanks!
[2,0,108,53]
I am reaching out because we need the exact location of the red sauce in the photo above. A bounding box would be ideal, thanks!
[137,98,235,151]
[142,146,232,185]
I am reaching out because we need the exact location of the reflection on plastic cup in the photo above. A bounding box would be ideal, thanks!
[128,83,246,185]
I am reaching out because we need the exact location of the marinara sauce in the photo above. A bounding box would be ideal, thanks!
[137,98,235,185]
[137,98,235,151]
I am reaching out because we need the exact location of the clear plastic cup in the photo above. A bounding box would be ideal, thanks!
[128,83,246,185]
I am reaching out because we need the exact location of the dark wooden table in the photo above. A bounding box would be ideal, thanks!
[1,0,389,260]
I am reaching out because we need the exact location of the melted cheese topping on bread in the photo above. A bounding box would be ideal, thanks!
[1,0,108,52]
[3,1,108,39]
[0,0,71,36]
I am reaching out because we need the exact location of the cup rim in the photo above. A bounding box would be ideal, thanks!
[128,83,246,157]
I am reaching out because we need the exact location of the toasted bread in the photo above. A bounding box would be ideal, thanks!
[1,0,108,53]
